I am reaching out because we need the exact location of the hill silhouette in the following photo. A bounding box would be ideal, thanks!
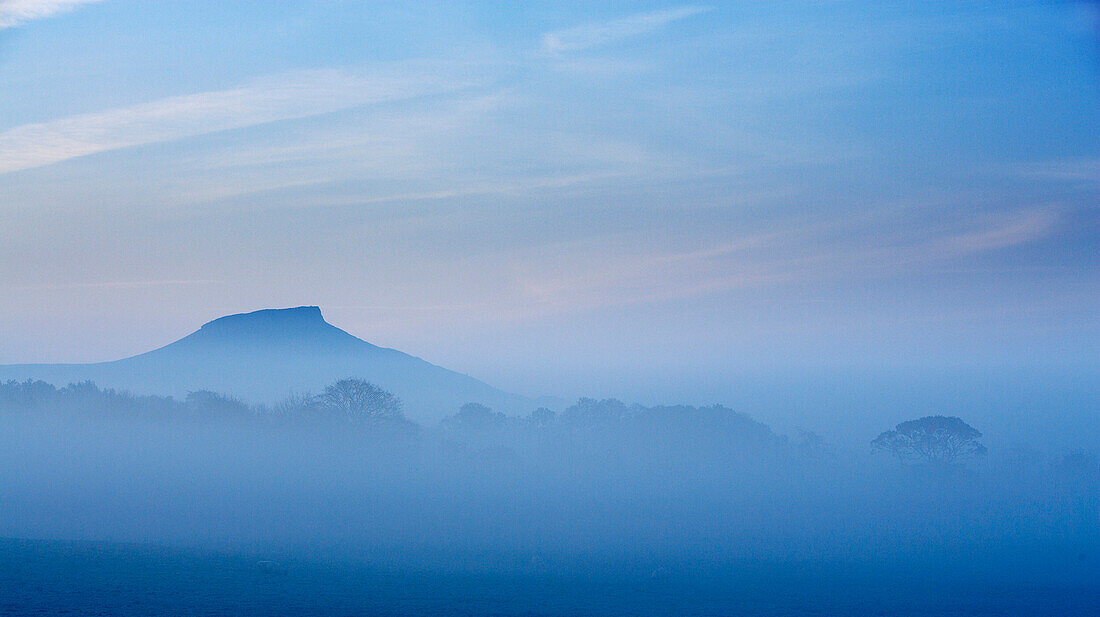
[0,306,533,421]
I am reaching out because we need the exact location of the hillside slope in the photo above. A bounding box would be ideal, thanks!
[0,306,533,422]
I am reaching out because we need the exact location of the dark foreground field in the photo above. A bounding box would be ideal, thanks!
[1,537,1096,617]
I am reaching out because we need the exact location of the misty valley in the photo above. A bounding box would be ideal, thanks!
[1,344,1096,614]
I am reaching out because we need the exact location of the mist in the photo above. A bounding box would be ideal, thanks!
[1,378,1096,614]
[2,1,1098,613]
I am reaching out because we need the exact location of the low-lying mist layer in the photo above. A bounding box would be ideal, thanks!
[1,379,1096,583]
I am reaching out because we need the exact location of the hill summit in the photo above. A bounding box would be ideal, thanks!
[200,305,328,336]
[170,306,375,352]
[0,307,530,422]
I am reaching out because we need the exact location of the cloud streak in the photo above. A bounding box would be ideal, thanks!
[1021,158,1100,186]
[12,279,222,291]
[0,63,483,174]
[542,6,712,53]
[0,0,103,29]
[508,208,1060,315]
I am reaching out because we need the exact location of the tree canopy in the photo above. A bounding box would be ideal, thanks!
[318,378,404,420]
[872,415,986,465]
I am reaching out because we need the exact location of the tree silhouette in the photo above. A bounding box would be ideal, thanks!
[442,402,505,431]
[186,390,250,417]
[527,407,557,428]
[872,415,986,464]
[318,378,403,420]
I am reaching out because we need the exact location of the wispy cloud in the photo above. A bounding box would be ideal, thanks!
[542,6,712,53]
[0,0,103,29]
[507,208,1061,315]
[0,62,484,174]
[285,171,641,210]
[1019,158,1100,186]
[12,279,222,291]
[928,209,1057,257]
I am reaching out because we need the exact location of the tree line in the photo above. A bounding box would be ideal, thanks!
[1,377,1095,473]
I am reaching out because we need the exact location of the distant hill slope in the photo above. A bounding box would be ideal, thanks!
[0,306,534,422]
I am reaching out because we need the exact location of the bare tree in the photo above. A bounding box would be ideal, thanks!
[318,378,403,420]
[872,416,986,465]
[268,391,319,418]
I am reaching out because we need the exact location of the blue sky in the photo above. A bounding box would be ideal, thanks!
[0,1,1097,407]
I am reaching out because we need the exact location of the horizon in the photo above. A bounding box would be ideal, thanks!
[1,303,1095,450]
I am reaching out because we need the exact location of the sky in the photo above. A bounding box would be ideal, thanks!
[0,1,1097,418]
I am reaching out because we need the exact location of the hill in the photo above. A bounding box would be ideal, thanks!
[0,306,533,422]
